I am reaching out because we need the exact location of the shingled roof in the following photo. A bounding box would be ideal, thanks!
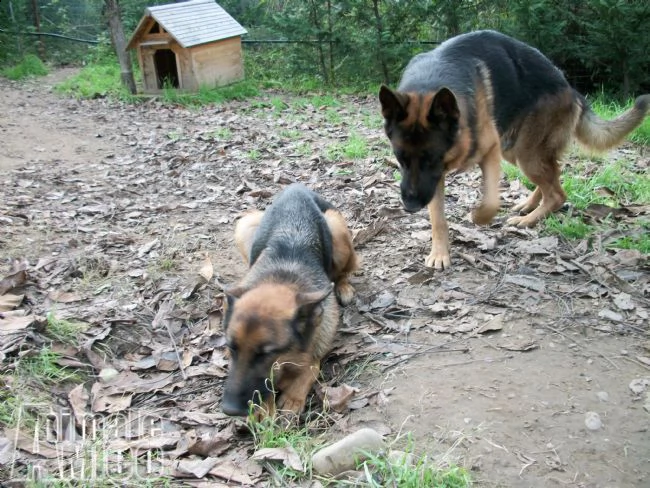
[127,0,247,49]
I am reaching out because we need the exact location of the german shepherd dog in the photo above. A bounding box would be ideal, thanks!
[221,184,359,418]
[379,30,649,269]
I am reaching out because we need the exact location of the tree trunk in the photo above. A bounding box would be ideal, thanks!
[371,0,390,85]
[31,0,46,60]
[104,0,137,94]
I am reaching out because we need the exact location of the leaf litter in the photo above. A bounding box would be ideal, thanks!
[0,74,649,485]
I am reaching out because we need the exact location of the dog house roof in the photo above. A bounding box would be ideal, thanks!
[127,0,247,49]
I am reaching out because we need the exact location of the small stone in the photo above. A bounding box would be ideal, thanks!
[311,428,385,476]
[387,450,414,467]
[596,391,609,402]
[98,368,119,383]
[629,378,650,395]
[598,309,623,322]
[585,411,602,431]
[621,350,629,356]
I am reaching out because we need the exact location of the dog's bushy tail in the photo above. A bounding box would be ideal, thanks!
[574,93,649,152]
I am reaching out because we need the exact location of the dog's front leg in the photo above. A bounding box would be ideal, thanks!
[425,178,450,269]
[276,359,320,415]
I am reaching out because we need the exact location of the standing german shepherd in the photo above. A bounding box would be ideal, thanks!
[221,184,359,418]
[379,30,649,269]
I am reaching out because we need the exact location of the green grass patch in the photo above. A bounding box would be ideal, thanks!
[590,93,650,145]
[562,158,649,210]
[161,81,260,107]
[608,222,650,253]
[543,214,594,240]
[360,449,471,488]
[327,132,369,161]
[501,162,534,190]
[538,156,649,252]
[55,62,134,100]
[45,312,89,346]
[2,54,48,80]
[17,348,83,385]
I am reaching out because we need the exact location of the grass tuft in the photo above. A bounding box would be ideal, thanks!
[45,312,89,346]
[359,434,471,488]
[17,348,83,386]
[55,62,134,100]
[161,81,260,107]
[2,54,48,80]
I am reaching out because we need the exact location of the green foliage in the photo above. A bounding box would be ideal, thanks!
[1,54,48,80]
[504,0,650,96]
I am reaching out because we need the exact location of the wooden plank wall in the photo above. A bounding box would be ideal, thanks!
[190,37,244,88]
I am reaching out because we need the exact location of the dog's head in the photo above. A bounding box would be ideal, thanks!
[220,282,332,417]
[379,85,460,212]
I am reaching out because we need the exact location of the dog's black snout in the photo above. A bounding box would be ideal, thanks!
[222,396,249,417]
[401,191,425,213]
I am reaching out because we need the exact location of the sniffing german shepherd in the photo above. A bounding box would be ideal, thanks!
[221,184,359,418]
[379,30,649,270]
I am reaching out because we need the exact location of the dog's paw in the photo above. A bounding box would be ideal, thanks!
[335,281,355,306]
[506,214,540,228]
[276,393,306,416]
[511,199,539,214]
[471,204,499,226]
[425,250,451,270]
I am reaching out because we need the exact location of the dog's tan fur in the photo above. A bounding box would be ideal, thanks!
[380,31,650,269]
[223,192,358,418]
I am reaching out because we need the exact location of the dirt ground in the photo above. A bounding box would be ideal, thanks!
[1,70,649,487]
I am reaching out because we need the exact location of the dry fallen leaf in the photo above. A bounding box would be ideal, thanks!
[0,269,27,295]
[0,314,43,334]
[320,384,358,413]
[48,290,84,303]
[252,446,304,472]
[0,293,23,312]
[199,255,214,283]
[174,457,220,478]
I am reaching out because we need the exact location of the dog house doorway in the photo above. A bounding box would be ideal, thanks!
[154,49,179,89]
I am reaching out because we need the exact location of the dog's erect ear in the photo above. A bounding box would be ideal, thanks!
[379,85,409,122]
[223,286,247,320]
[224,286,247,299]
[295,284,334,323]
[428,87,459,123]
[296,283,333,309]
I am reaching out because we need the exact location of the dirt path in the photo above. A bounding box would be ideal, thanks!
[1,71,649,487]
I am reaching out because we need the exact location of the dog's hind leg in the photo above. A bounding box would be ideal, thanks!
[425,178,450,269]
[506,90,576,227]
[506,156,566,227]
[511,187,542,214]
[472,142,502,225]
[324,209,359,306]
[234,210,264,264]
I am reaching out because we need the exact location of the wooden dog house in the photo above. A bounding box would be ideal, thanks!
[126,0,247,93]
